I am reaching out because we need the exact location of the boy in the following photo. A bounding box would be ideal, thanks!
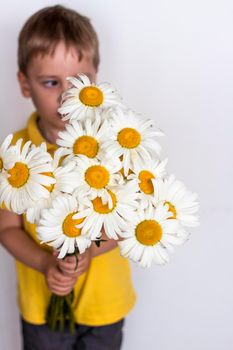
[0,5,136,350]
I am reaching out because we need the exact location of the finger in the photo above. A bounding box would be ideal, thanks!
[58,260,78,271]
[59,269,79,277]
[74,265,89,277]
[61,268,84,278]
[62,255,78,263]
[50,285,74,296]
[65,252,87,263]
[52,269,75,284]
[49,275,77,289]
[58,258,80,272]
[74,263,87,273]
[58,265,79,277]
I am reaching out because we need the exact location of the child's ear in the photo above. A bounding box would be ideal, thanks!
[17,71,31,98]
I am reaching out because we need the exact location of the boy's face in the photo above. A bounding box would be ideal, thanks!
[18,41,97,132]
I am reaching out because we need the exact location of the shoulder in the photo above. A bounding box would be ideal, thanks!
[12,127,29,145]
[11,112,38,145]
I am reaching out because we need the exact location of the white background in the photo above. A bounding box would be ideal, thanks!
[0,0,232,349]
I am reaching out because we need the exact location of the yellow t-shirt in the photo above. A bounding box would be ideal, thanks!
[12,112,136,326]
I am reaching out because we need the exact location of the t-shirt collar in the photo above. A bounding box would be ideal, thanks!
[27,112,57,152]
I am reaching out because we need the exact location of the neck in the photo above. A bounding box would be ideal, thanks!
[37,118,65,144]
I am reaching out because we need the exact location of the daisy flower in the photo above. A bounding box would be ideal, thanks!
[26,148,78,224]
[127,158,168,209]
[118,204,183,268]
[56,118,108,162]
[154,175,200,228]
[102,107,164,176]
[58,74,121,122]
[0,134,21,171]
[73,155,123,208]
[37,194,92,259]
[0,140,56,214]
[73,182,139,240]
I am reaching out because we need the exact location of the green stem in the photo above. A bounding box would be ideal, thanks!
[65,293,75,334]
[59,296,65,333]
[46,290,75,333]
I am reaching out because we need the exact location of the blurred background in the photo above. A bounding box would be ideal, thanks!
[0,0,232,349]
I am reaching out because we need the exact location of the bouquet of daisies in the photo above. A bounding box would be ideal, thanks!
[0,74,199,332]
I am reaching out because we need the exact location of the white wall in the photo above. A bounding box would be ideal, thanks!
[0,0,232,349]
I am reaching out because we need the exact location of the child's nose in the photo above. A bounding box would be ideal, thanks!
[57,81,70,104]
[62,80,70,92]
[57,91,63,105]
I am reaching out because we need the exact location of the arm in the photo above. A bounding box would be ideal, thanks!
[0,209,76,296]
[0,209,50,273]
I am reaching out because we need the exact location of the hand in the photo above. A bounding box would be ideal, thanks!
[55,248,92,278]
[43,254,77,296]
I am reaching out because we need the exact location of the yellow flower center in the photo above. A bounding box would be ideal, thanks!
[42,172,55,192]
[62,212,85,238]
[92,190,117,214]
[138,170,155,194]
[165,201,177,219]
[0,158,3,170]
[1,202,7,209]
[8,162,29,188]
[85,165,110,189]
[73,136,99,158]
[136,219,162,246]
[79,86,104,107]
[117,128,141,149]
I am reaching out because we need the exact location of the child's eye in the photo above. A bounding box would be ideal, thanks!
[42,80,59,88]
